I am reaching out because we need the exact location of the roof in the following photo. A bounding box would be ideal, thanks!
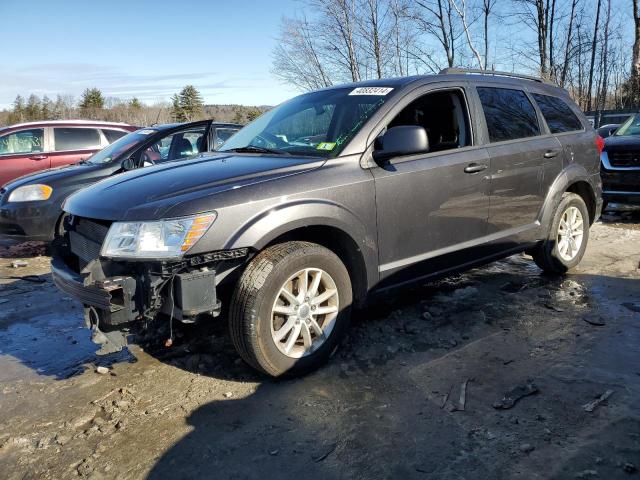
[3,119,133,129]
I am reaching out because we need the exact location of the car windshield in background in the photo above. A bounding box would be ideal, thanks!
[218,86,396,157]
[86,130,156,164]
[614,114,640,137]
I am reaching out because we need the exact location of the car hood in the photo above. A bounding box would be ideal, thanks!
[604,135,640,151]
[2,162,111,192]
[63,153,326,221]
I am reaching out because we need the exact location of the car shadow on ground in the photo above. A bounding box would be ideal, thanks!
[145,269,640,480]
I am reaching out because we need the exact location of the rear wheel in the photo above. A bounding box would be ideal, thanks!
[531,192,590,274]
[229,241,352,377]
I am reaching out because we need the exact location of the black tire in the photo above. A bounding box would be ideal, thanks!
[229,241,352,377]
[601,200,609,213]
[531,192,590,274]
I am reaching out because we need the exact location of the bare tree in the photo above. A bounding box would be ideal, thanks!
[449,0,484,68]
[559,0,578,87]
[586,0,602,111]
[597,0,612,111]
[414,0,459,68]
[481,0,499,69]
[272,16,333,91]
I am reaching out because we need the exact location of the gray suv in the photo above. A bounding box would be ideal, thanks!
[51,69,602,376]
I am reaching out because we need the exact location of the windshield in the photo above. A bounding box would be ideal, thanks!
[614,114,640,137]
[218,86,396,157]
[86,129,157,164]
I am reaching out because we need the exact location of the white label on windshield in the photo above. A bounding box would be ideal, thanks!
[349,87,393,96]
[137,129,156,135]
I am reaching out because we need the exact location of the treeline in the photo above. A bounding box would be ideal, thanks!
[272,0,640,111]
[0,85,268,127]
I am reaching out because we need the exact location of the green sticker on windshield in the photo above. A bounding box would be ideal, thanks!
[316,142,336,151]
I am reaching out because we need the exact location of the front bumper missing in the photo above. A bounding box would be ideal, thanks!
[51,252,223,354]
[52,256,139,354]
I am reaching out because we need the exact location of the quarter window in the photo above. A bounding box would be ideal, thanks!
[477,87,540,142]
[0,128,44,155]
[54,128,101,151]
[531,94,583,133]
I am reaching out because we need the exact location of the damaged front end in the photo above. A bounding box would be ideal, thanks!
[51,216,247,354]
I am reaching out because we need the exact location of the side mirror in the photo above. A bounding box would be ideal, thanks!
[121,157,136,171]
[373,125,429,163]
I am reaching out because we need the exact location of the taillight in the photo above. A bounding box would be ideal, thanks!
[595,135,605,154]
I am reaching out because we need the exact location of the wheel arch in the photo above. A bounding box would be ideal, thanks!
[538,165,598,232]
[223,200,378,307]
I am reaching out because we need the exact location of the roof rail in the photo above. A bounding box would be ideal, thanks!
[439,67,554,84]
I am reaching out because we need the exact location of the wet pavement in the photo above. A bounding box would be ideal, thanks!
[0,209,639,479]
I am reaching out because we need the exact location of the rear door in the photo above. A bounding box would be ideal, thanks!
[530,92,593,184]
[475,85,561,238]
[0,128,48,186]
[371,85,491,284]
[50,127,103,168]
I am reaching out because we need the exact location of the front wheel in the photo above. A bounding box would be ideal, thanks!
[531,192,590,274]
[229,241,352,377]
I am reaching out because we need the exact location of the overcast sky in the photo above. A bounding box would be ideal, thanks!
[0,0,300,108]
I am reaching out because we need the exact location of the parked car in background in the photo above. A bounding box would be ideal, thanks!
[600,113,640,210]
[0,120,138,186]
[0,120,241,241]
[596,123,619,138]
[52,69,600,376]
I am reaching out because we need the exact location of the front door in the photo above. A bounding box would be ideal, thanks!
[0,128,48,186]
[371,87,490,285]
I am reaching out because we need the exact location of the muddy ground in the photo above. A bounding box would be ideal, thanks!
[0,207,639,480]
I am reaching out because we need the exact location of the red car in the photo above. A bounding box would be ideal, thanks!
[0,120,137,186]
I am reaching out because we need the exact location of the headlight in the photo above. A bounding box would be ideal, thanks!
[8,184,53,202]
[101,213,216,259]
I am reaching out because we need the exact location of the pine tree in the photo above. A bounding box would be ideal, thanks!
[129,97,142,110]
[25,94,42,121]
[41,95,53,119]
[170,94,186,122]
[178,85,204,121]
[79,88,105,118]
[12,95,25,122]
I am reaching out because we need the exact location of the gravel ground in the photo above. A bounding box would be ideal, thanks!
[0,210,639,480]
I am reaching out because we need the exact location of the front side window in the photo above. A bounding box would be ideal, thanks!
[140,127,207,164]
[387,89,471,152]
[614,114,640,137]
[54,128,101,151]
[532,94,583,133]
[212,127,240,149]
[0,128,44,155]
[102,129,128,143]
[477,87,540,143]
[218,86,396,157]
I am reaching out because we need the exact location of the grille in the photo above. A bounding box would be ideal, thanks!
[69,218,111,264]
[609,150,640,168]
[76,218,109,243]
[69,231,102,262]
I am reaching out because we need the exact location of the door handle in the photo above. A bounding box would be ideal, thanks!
[543,150,559,159]
[29,155,48,161]
[464,163,488,174]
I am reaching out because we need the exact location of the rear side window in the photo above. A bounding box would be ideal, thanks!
[102,129,128,143]
[54,128,101,151]
[532,94,583,133]
[477,87,540,142]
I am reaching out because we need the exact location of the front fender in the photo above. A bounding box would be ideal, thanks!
[223,198,379,290]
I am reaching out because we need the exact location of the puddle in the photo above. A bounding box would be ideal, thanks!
[0,312,134,381]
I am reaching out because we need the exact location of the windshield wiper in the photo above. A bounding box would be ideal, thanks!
[224,146,290,155]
